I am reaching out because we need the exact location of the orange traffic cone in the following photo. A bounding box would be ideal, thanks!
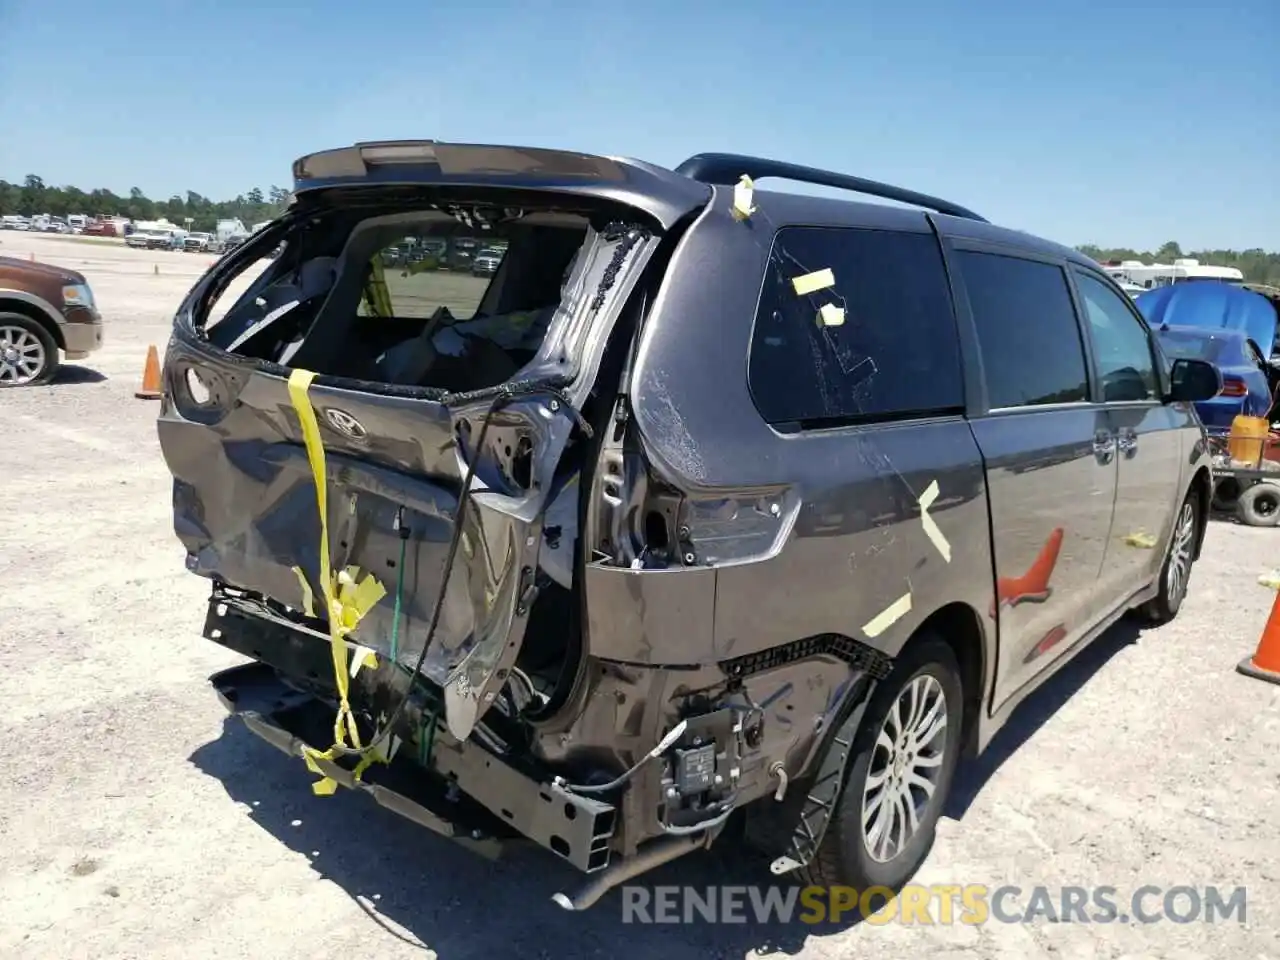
[135,344,162,400]
[1237,589,1280,686]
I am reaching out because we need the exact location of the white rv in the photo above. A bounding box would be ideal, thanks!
[1102,258,1245,291]
[215,218,248,242]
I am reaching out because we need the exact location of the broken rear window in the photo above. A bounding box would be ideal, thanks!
[197,203,611,394]
[747,226,964,427]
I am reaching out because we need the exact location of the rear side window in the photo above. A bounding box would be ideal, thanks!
[748,227,963,426]
[957,251,1089,408]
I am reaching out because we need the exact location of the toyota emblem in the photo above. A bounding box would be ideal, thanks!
[324,407,367,440]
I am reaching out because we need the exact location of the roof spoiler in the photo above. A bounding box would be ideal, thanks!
[673,153,987,223]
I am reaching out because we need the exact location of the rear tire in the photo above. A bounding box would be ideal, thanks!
[1237,482,1280,528]
[0,313,58,387]
[1139,491,1200,625]
[802,636,963,903]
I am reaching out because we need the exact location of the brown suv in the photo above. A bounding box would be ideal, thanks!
[0,256,104,385]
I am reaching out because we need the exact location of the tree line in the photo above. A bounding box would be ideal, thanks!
[0,175,290,233]
[3,175,1278,284]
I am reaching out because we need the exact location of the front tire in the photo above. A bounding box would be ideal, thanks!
[1139,492,1200,625]
[0,313,58,387]
[803,637,964,900]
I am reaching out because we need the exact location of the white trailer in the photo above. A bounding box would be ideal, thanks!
[1102,258,1244,291]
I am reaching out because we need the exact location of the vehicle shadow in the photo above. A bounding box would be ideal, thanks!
[945,616,1143,819]
[190,726,825,957]
[54,365,107,385]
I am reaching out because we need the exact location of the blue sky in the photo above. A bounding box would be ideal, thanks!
[0,0,1275,250]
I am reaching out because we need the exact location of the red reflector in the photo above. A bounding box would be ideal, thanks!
[1221,379,1249,397]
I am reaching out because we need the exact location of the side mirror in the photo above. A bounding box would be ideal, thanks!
[1167,357,1223,403]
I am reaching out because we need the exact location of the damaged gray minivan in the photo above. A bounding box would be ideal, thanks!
[158,141,1223,911]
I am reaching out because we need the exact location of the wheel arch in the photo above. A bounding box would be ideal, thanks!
[0,291,66,350]
[893,601,988,759]
[1188,466,1211,559]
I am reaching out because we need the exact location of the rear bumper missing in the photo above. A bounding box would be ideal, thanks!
[205,594,617,874]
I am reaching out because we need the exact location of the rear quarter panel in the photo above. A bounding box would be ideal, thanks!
[627,191,997,667]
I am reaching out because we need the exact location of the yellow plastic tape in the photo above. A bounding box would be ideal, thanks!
[918,480,952,562]
[792,268,835,296]
[731,175,757,221]
[366,258,394,318]
[291,565,316,617]
[863,592,912,638]
[287,368,388,796]
[348,642,379,679]
[1123,531,1157,549]
[816,303,845,327]
[1259,570,1280,590]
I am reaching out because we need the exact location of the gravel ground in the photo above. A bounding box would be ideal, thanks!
[2,233,1279,960]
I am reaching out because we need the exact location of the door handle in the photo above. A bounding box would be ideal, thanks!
[1093,431,1116,463]
[1117,429,1138,455]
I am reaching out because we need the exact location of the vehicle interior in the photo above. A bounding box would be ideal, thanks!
[201,205,593,395]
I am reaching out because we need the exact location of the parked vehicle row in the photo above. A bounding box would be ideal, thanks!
[2,214,75,234]
[377,235,508,274]
[1,213,260,252]
[156,140,1226,915]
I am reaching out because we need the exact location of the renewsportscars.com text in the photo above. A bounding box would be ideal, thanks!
[620,884,1248,925]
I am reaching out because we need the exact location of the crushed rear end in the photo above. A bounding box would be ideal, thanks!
[158,142,894,909]
[157,141,739,904]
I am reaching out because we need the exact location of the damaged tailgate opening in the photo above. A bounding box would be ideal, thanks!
[160,188,661,743]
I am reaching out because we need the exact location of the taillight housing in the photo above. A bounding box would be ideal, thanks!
[1220,378,1249,398]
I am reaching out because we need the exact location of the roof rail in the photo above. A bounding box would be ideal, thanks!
[673,153,987,223]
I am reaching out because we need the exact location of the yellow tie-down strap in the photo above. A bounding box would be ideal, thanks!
[287,368,390,796]
[366,258,394,318]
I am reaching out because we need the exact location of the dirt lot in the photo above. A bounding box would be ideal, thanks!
[2,232,1279,960]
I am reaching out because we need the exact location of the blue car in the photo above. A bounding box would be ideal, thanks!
[1137,283,1279,432]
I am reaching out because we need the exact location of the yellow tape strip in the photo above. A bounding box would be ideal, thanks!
[816,303,845,327]
[291,566,316,617]
[366,258,394,318]
[918,480,951,562]
[1259,570,1280,590]
[863,592,912,638]
[349,643,379,679]
[287,368,388,796]
[731,175,757,221]
[792,268,835,296]
[1123,531,1157,549]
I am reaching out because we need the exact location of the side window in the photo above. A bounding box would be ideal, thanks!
[956,251,1089,408]
[1074,271,1158,402]
[748,227,963,425]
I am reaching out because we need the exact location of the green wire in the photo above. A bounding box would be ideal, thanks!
[388,531,408,663]
[389,524,439,771]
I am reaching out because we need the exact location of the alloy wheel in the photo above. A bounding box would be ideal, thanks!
[0,325,48,385]
[861,674,948,863]
[1165,502,1196,605]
